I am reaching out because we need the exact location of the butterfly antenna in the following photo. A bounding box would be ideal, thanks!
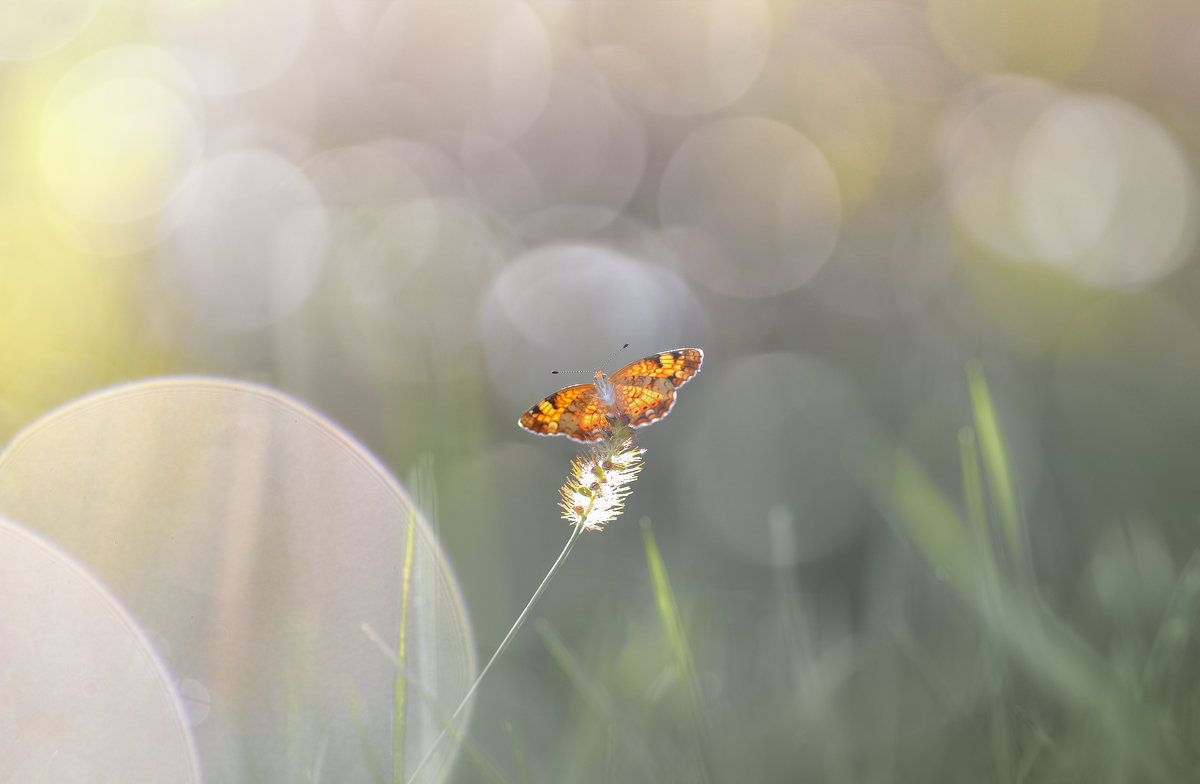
[604,343,631,367]
[551,343,630,375]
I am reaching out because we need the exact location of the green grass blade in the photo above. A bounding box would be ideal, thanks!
[535,618,659,781]
[966,422,1014,784]
[847,429,979,602]
[959,427,988,547]
[966,360,1029,580]
[1143,548,1200,700]
[850,426,1172,779]
[393,512,417,783]
[641,518,713,784]
[960,426,1001,601]
[363,623,512,784]
[345,681,387,784]
[535,618,619,721]
[505,722,530,784]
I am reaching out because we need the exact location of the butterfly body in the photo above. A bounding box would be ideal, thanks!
[518,348,703,442]
[591,369,617,408]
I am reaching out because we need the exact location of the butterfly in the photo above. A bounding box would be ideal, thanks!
[518,348,703,441]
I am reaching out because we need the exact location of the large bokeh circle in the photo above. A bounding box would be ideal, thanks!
[0,378,474,783]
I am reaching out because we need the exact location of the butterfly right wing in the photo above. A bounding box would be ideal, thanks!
[609,348,704,427]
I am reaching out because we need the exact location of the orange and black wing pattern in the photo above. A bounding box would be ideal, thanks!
[518,383,613,441]
[518,348,703,441]
[609,348,703,427]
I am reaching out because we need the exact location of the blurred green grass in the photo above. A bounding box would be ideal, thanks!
[438,364,1200,783]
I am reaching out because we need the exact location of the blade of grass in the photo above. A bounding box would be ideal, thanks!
[504,722,529,784]
[847,428,979,602]
[852,396,1177,780]
[961,423,1016,782]
[966,360,1031,583]
[535,618,659,781]
[987,666,1015,784]
[344,681,386,784]
[1013,710,1051,784]
[640,518,713,784]
[960,426,1004,604]
[535,618,619,721]
[960,417,1017,784]
[393,511,417,783]
[853,426,1174,779]
[767,508,857,784]
[363,623,513,784]
[400,516,587,783]
[1143,548,1200,701]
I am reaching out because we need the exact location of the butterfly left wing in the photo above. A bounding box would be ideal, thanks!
[518,383,613,441]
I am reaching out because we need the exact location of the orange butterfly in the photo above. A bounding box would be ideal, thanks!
[518,348,703,442]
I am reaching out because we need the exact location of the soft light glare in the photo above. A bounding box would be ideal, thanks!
[1012,97,1120,261]
[586,0,771,116]
[0,518,199,783]
[37,45,204,255]
[0,379,475,782]
[1014,96,1197,288]
[939,76,1058,261]
[159,149,328,331]
[483,242,705,410]
[154,0,315,94]
[461,68,647,229]
[758,30,894,210]
[370,0,552,141]
[660,117,841,298]
[942,80,1198,289]
[926,0,1103,78]
[43,76,202,224]
[488,243,697,349]
[0,0,101,61]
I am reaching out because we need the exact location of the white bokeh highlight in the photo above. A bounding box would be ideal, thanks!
[370,0,552,142]
[587,0,772,116]
[0,0,101,61]
[462,67,647,231]
[0,378,475,784]
[159,150,328,331]
[1014,95,1197,288]
[44,78,202,224]
[0,519,200,783]
[660,117,841,298]
[942,79,1197,289]
[483,242,707,410]
[940,76,1059,261]
[40,46,204,255]
[154,0,316,95]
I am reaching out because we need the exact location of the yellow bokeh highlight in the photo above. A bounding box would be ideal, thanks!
[0,216,143,438]
[927,0,1104,78]
[43,76,198,223]
[0,0,101,62]
[0,54,164,440]
[772,38,893,212]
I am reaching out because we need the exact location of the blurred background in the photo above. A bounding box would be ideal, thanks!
[4,0,1200,781]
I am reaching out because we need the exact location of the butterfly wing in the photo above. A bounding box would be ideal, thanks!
[519,349,703,439]
[610,348,703,427]
[517,383,612,441]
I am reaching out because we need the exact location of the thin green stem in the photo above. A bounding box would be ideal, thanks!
[405,519,587,783]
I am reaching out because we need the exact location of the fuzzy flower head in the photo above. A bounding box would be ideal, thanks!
[559,433,645,531]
